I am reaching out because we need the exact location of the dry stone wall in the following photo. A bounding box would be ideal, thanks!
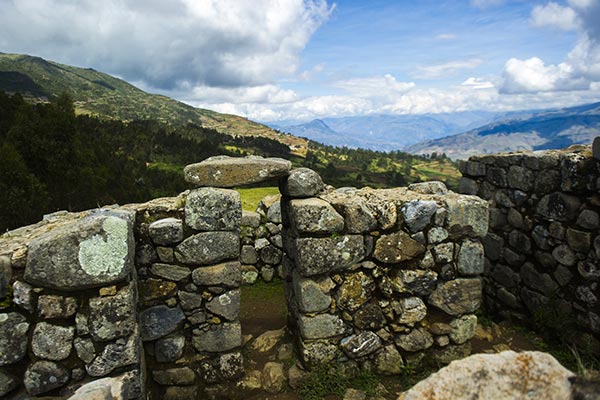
[280,169,489,372]
[459,142,600,355]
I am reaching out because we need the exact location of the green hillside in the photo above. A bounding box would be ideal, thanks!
[0,52,307,155]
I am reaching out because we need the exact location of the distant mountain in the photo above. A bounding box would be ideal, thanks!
[0,52,306,153]
[406,102,600,159]
[271,111,509,151]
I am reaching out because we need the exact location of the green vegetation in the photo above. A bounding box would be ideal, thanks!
[236,186,280,211]
[239,280,286,320]
[298,365,350,400]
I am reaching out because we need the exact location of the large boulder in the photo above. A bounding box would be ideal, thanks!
[280,167,324,197]
[185,188,241,231]
[184,155,291,187]
[25,210,134,290]
[397,351,575,400]
[295,235,364,276]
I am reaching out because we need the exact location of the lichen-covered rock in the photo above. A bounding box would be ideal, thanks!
[341,331,382,358]
[507,165,533,191]
[392,297,427,326]
[298,314,347,339]
[31,322,74,360]
[37,294,78,319]
[192,261,242,287]
[140,305,185,341]
[375,344,405,375]
[150,263,191,282]
[89,284,136,341]
[242,210,261,228]
[280,167,324,198]
[0,312,29,366]
[177,290,203,311]
[24,360,69,395]
[388,269,438,296]
[192,322,242,352]
[449,314,477,344]
[25,211,134,290]
[0,370,17,397]
[262,362,286,394]
[206,289,240,321]
[335,271,374,312]
[295,235,364,276]
[74,336,96,363]
[0,257,10,304]
[397,351,575,400]
[329,196,377,233]
[288,198,344,234]
[259,244,282,265]
[457,240,484,276]
[536,193,581,222]
[401,200,437,233]
[241,245,258,264]
[149,218,184,245]
[155,334,185,362]
[395,327,433,352]
[428,279,482,315]
[445,195,488,237]
[520,263,558,296]
[354,303,386,330]
[408,181,448,194]
[185,188,241,231]
[12,280,34,313]
[219,352,244,380]
[86,333,140,377]
[175,231,240,265]
[294,275,333,313]
[184,155,291,187]
[374,232,426,264]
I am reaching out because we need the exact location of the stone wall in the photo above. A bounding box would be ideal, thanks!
[458,143,600,355]
[280,169,489,373]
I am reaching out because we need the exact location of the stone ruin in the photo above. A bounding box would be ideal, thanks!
[459,141,600,355]
[1,154,489,399]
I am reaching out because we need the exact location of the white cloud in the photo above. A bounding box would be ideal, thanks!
[0,0,334,90]
[461,77,495,89]
[333,74,415,97]
[415,59,484,79]
[500,57,589,93]
[531,2,579,30]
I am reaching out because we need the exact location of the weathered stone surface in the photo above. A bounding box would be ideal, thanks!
[192,322,242,352]
[12,280,34,313]
[459,177,479,195]
[335,271,374,312]
[341,331,382,358]
[567,228,591,253]
[0,370,16,397]
[184,155,291,187]
[393,297,427,326]
[219,352,244,380]
[259,244,282,265]
[401,200,437,233]
[294,275,333,313]
[0,257,10,303]
[185,188,241,231]
[330,196,377,233]
[537,192,581,222]
[520,263,558,296]
[374,232,426,264]
[163,386,197,400]
[433,243,454,263]
[280,167,324,197]
[67,375,128,400]
[445,195,488,237]
[25,211,133,290]
[0,312,29,365]
[242,210,261,228]
[140,278,177,303]
[395,327,433,352]
[262,362,286,394]
[577,209,599,230]
[267,201,282,224]
[32,322,74,360]
[153,367,196,386]
[397,351,575,400]
[149,217,184,246]
[552,244,576,266]
[457,240,484,276]
[375,344,405,375]
[74,336,96,363]
[151,263,191,282]
[86,333,140,377]
[507,165,533,191]
[241,245,258,264]
[89,284,136,341]
[428,227,448,244]
[24,360,69,396]
[409,181,448,194]
[140,305,185,341]
[250,328,286,353]
[206,289,240,321]
[428,279,482,315]
[354,303,386,330]
[175,231,239,265]
[176,290,201,311]
[299,340,340,367]
[37,294,77,319]
[295,235,364,276]
[192,261,241,288]
[388,269,438,296]
[289,198,344,234]
[298,314,347,339]
[242,265,259,285]
[155,334,185,362]
[449,314,477,344]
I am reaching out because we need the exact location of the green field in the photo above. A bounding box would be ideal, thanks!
[236,186,280,211]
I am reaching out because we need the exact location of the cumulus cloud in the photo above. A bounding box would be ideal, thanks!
[0,0,333,90]
[531,2,579,30]
[500,0,600,94]
[461,77,495,89]
[333,74,415,97]
[415,59,484,79]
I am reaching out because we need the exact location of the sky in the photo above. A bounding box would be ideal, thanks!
[1,0,600,122]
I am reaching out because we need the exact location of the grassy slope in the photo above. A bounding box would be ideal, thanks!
[0,52,307,155]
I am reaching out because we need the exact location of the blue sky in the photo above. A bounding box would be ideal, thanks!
[1,0,599,121]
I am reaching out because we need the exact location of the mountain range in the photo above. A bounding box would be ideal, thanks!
[406,102,600,159]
